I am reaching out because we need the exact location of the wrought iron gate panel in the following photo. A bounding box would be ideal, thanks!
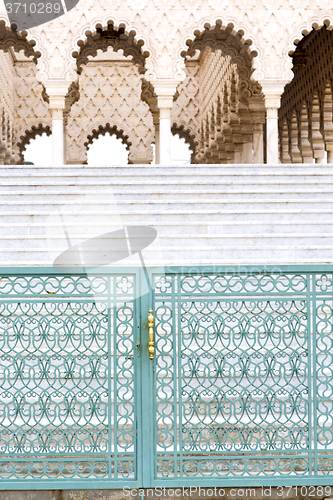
[315,273,333,477]
[0,271,140,488]
[151,269,333,486]
[3,267,333,489]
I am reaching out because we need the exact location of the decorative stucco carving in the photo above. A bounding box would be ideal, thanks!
[279,25,333,163]
[0,0,329,83]
[74,23,148,76]
[172,61,200,161]
[0,20,40,60]
[171,38,265,163]
[17,123,51,163]
[66,55,154,164]
[0,2,331,164]
[13,60,51,163]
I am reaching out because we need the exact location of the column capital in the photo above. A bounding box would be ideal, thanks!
[43,80,72,110]
[259,79,288,111]
[152,79,181,110]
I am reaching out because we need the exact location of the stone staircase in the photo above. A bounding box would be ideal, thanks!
[1,164,333,266]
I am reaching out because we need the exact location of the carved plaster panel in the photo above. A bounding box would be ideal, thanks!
[0,0,330,85]
[66,56,154,164]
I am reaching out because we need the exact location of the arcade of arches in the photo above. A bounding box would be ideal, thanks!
[0,2,333,165]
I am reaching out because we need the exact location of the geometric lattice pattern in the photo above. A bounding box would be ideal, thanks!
[3,268,333,487]
[153,270,333,484]
[0,272,137,485]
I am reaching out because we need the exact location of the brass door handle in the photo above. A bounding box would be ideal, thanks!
[148,309,154,360]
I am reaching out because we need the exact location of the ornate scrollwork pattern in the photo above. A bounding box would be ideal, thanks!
[154,270,324,480]
[0,273,136,482]
[3,269,333,484]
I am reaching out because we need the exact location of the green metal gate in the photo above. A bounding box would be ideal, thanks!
[1,266,333,488]
[146,266,333,487]
[0,268,142,489]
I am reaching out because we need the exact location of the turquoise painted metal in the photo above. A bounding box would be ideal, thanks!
[148,266,333,487]
[0,268,142,489]
[1,266,333,488]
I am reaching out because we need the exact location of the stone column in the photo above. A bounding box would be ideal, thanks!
[289,115,302,163]
[323,83,333,164]
[5,121,13,164]
[249,102,265,164]
[242,141,253,163]
[51,109,65,165]
[63,110,70,165]
[281,121,292,163]
[44,81,71,166]
[299,105,313,163]
[266,107,279,164]
[311,94,326,164]
[152,112,160,164]
[260,81,287,165]
[153,80,180,165]
[159,108,171,164]
[238,125,254,164]
[253,124,264,163]
[0,147,6,165]
[328,150,333,164]
[234,150,243,163]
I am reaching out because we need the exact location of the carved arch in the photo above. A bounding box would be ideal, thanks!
[0,19,40,60]
[84,123,133,164]
[181,28,263,105]
[177,16,264,82]
[85,123,132,149]
[66,16,156,81]
[171,123,199,163]
[17,122,51,164]
[285,15,333,82]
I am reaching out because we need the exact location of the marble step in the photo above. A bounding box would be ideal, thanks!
[3,234,333,249]
[2,246,333,266]
[1,199,333,214]
[1,190,333,201]
[2,176,333,185]
[2,184,333,197]
[1,164,333,175]
[3,183,333,194]
[1,164,333,266]
[0,209,332,223]
[1,220,333,236]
